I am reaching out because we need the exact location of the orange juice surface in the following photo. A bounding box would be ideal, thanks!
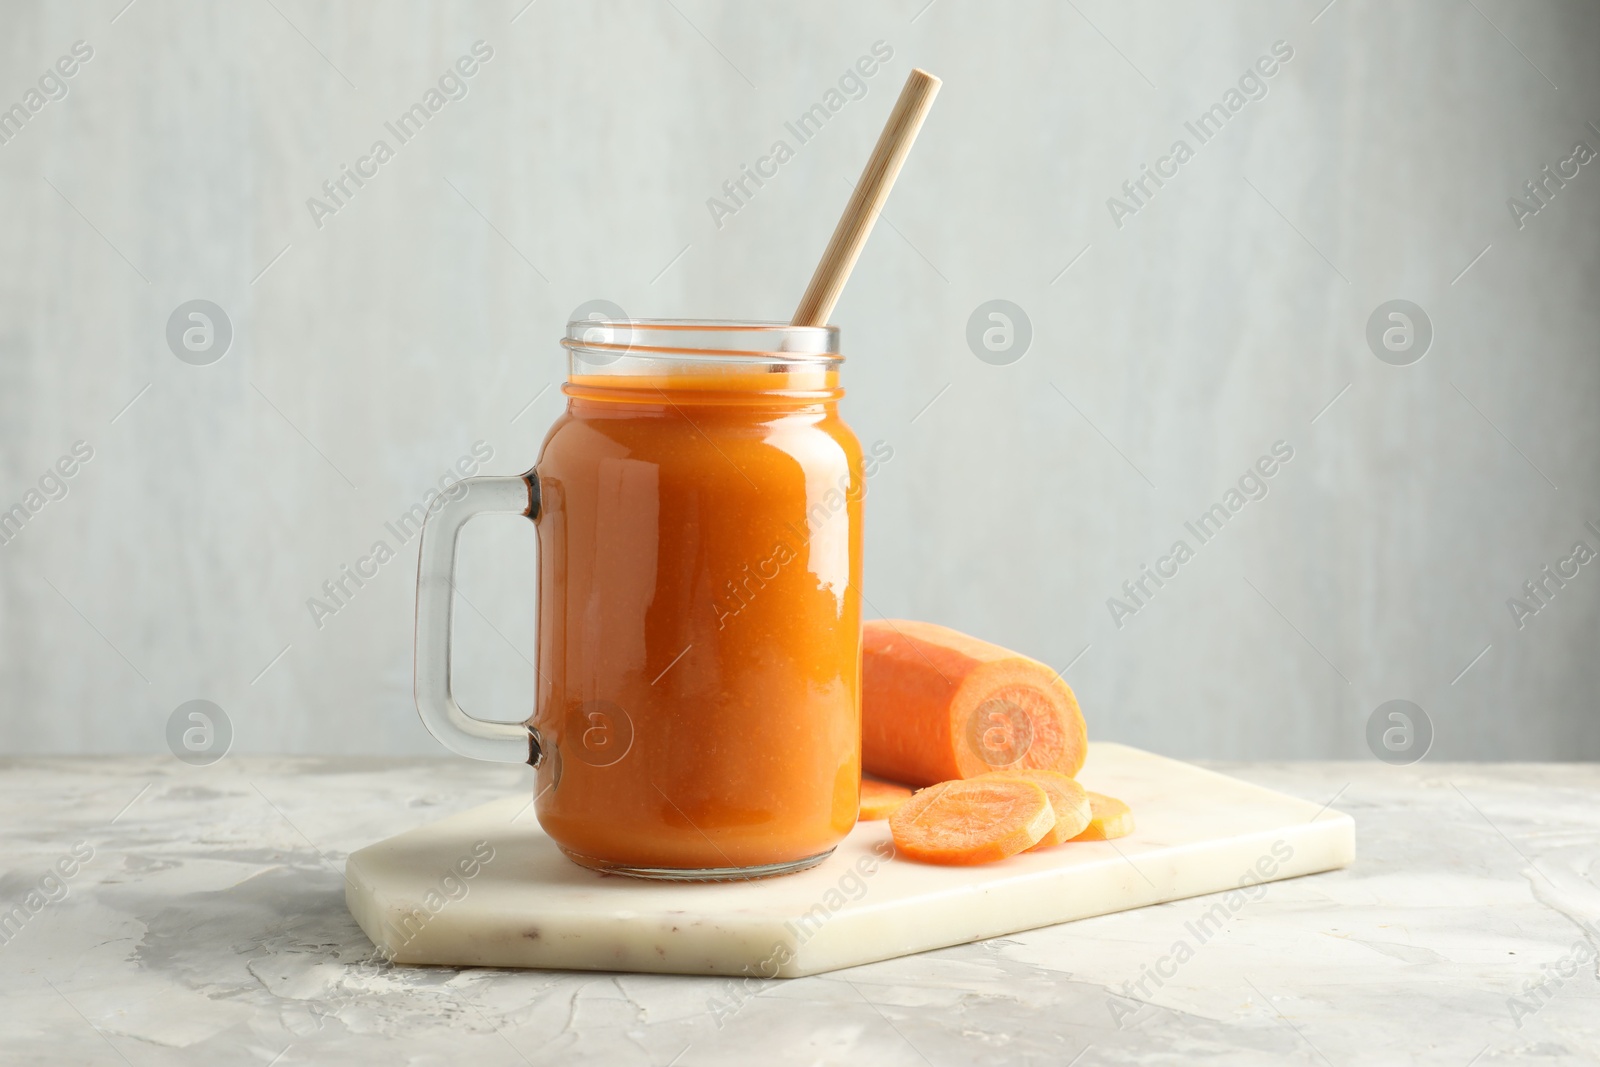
[531,364,864,871]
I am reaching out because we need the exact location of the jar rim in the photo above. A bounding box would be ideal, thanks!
[562,318,842,366]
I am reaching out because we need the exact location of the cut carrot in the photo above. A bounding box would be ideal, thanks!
[980,769,1092,848]
[1070,792,1135,841]
[859,779,914,821]
[863,619,1088,787]
[888,777,1055,865]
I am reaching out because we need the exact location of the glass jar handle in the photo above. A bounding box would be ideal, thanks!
[414,471,542,764]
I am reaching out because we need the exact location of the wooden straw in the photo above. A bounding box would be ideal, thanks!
[791,68,941,327]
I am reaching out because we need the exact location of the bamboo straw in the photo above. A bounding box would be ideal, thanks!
[791,68,941,327]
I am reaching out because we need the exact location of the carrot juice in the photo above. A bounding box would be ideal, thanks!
[527,323,866,877]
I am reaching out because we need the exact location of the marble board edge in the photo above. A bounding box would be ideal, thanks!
[787,813,1355,976]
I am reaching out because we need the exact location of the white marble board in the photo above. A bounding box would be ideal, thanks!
[344,742,1355,978]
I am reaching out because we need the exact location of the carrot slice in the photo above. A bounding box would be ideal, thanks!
[888,777,1055,865]
[1070,792,1135,841]
[859,779,914,821]
[980,769,1092,848]
[863,619,1088,787]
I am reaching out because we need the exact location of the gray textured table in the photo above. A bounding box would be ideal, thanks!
[1,757,1597,1065]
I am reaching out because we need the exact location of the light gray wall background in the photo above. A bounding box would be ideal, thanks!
[1,0,1596,760]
